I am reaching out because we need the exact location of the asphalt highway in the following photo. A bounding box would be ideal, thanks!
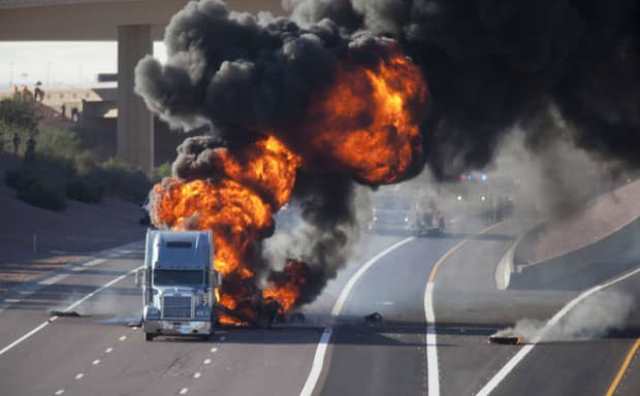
[1,216,639,396]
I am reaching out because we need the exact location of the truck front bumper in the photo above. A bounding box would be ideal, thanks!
[143,320,212,336]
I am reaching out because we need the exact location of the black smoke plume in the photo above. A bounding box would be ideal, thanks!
[135,0,402,151]
[136,0,640,307]
[288,0,640,178]
[136,0,399,306]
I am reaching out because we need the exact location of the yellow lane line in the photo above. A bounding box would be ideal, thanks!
[424,221,506,396]
[606,338,640,396]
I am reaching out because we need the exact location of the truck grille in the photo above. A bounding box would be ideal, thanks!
[162,296,192,319]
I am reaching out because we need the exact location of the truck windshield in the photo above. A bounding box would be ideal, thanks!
[153,270,204,286]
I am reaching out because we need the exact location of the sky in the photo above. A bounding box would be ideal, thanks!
[0,41,167,89]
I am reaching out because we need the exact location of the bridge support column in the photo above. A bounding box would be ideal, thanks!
[117,24,154,174]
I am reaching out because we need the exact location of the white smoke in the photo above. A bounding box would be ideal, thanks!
[497,290,634,342]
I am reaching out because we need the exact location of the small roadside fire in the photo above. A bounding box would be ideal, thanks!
[146,43,428,326]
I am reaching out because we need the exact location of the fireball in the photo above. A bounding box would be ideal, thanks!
[149,49,428,325]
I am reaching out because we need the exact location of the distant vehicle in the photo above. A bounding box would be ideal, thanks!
[139,230,218,341]
[411,210,446,236]
[367,205,413,233]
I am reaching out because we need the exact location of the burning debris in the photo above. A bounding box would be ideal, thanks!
[489,331,523,345]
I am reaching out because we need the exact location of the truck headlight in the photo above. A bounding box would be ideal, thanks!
[144,305,161,320]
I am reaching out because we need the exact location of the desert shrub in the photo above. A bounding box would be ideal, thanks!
[16,179,66,211]
[0,98,39,131]
[5,157,74,209]
[90,158,151,203]
[66,177,104,204]
[6,164,67,211]
[3,111,153,208]
[35,127,84,160]
[4,168,36,190]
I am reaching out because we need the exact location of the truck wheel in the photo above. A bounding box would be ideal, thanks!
[145,333,154,342]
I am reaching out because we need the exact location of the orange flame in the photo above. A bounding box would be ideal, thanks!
[149,50,428,325]
[307,51,427,184]
[151,136,302,324]
[262,260,309,314]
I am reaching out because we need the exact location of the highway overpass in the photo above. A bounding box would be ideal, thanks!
[0,0,283,173]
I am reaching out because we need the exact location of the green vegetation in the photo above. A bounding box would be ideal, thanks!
[1,97,156,211]
[0,98,40,135]
[152,162,173,182]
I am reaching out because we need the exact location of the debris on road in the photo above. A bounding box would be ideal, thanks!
[49,310,81,318]
[364,312,384,325]
[489,332,523,345]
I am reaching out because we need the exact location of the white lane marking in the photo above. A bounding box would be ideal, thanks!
[423,222,504,396]
[105,347,113,353]
[475,264,640,396]
[179,388,189,395]
[54,389,64,395]
[0,320,50,356]
[210,347,218,353]
[119,335,127,342]
[38,274,68,286]
[299,328,333,396]
[92,359,100,365]
[75,373,84,380]
[0,243,140,318]
[65,266,143,313]
[0,266,142,358]
[4,298,21,303]
[203,358,212,365]
[424,282,440,396]
[300,237,416,396]
[84,258,107,267]
[193,372,202,379]
[332,237,415,317]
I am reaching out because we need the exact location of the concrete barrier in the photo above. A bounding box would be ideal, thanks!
[500,218,640,290]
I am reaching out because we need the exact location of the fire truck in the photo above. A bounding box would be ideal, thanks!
[138,230,218,341]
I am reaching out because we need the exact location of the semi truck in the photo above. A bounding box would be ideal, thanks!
[138,230,218,341]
